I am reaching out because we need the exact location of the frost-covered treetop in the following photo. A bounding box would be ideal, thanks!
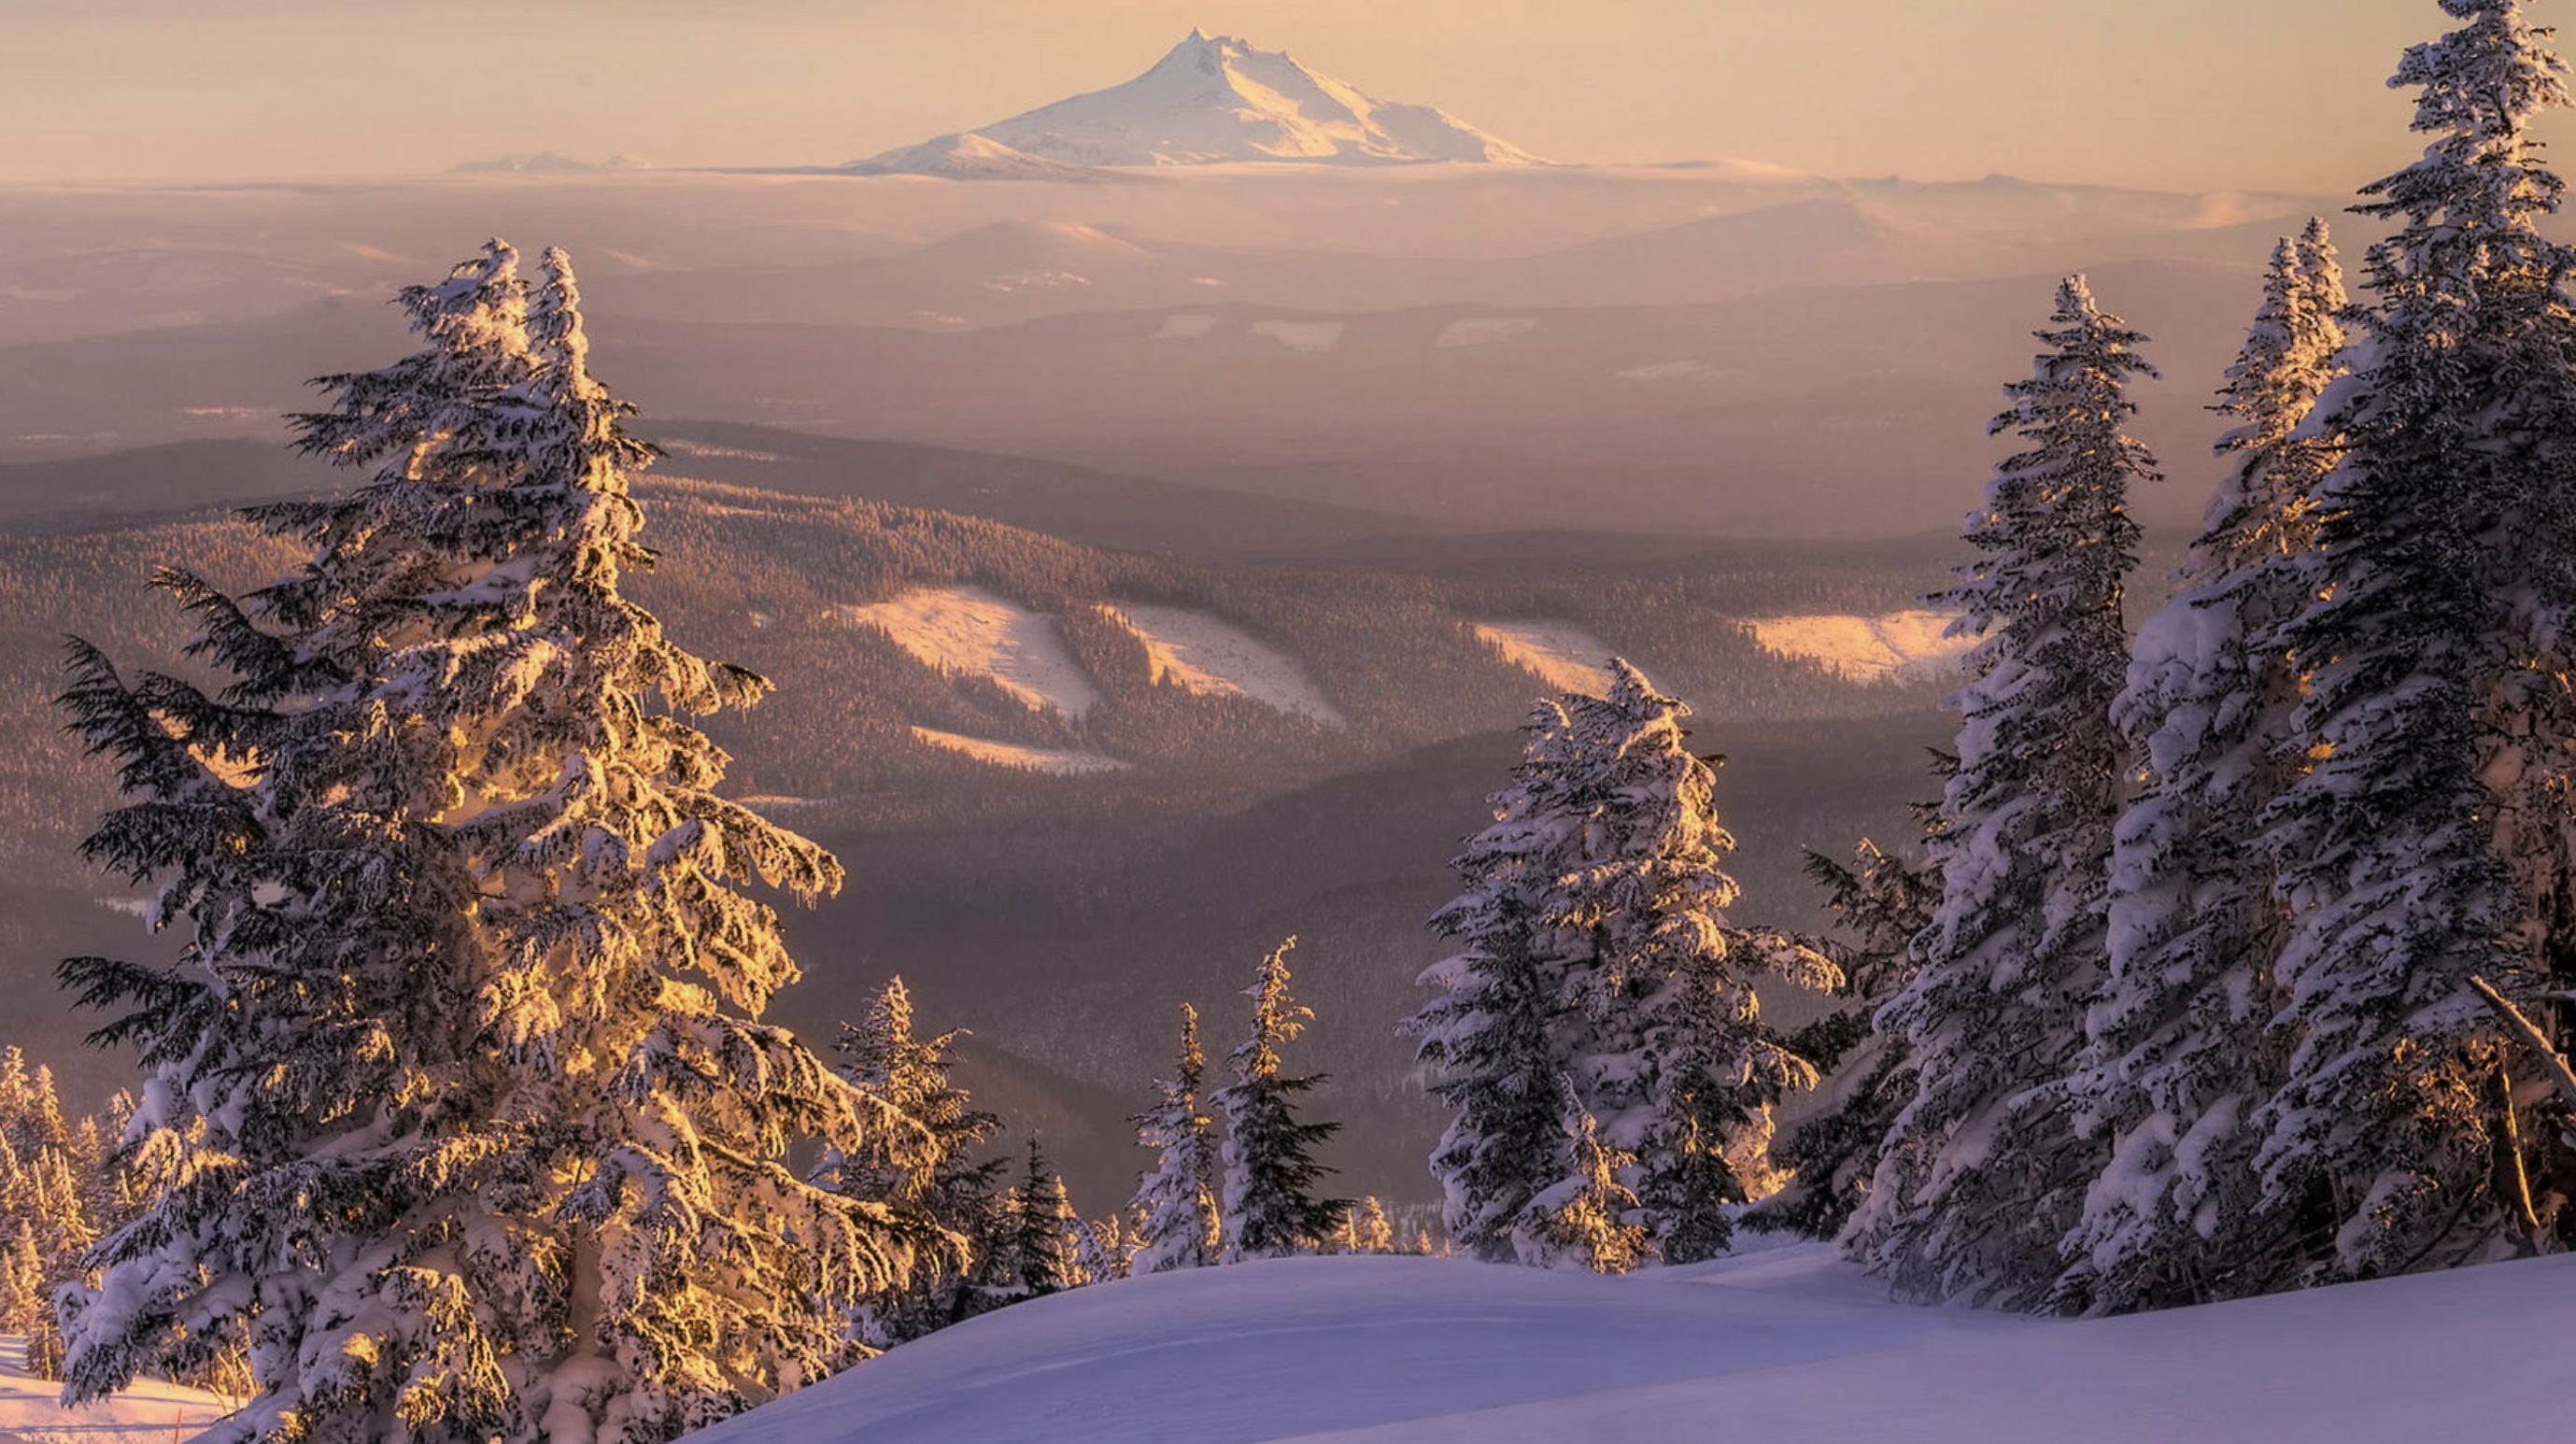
[2372,0,2570,230]
[1946,275,2157,645]
[2199,220,2346,574]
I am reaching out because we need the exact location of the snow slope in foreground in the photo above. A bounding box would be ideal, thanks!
[686,1245,2576,1444]
[0,1338,234,1444]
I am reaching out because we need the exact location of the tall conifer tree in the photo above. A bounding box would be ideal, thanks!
[1848,276,2155,1309]
[1403,701,1585,1264]
[1550,665,1832,1264]
[1408,672,1831,1265]
[1127,1005,1223,1274]
[1758,837,1941,1242]
[2059,224,2348,1311]
[2256,0,2576,1275]
[1216,939,1346,1261]
[833,978,1005,1348]
[57,243,942,1444]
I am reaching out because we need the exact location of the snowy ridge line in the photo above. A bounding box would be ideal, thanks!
[840,585,1103,720]
[1097,602,1348,728]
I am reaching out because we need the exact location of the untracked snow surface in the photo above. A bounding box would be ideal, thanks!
[0,1338,234,1443]
[909,727,1129,775]
[1471,620,1619,696]
[686,1247,2576,1444]
[1101,603,1346,727]
[842,586,1101,719]
[1749,610,1973,683]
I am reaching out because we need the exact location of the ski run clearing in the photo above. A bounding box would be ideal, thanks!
[0,1338,234,1444]
[1251,320,1346,354]
[1100,602,1347,728]
[1470,620,1620,696]
[845,588,1352,735]
[909,726,1130,776]
[841,586,1102,720]
[687,1244,2576,1444]
[1748,609,1973,683]
[1434,317,1538,347]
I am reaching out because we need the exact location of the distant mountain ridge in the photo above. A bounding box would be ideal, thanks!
[855,30,1541,174]
[451,151,651,175]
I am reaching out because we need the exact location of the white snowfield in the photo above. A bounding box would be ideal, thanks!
[841,586,1102,720]
[1470,621,1620,697]
[0,1338,234,1444]
[909,726,1130,776]
[1250,319,1345,353]
[1101,603,1348,728]
[1433,317,1538,348]
[686,1246,2576,1444]
[1615,359,1737,382]
[1749,610,1974,683]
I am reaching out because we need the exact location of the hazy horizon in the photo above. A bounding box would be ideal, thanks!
[3,0,2551,192]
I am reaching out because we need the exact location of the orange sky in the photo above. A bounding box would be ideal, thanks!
[0,0,2550,191]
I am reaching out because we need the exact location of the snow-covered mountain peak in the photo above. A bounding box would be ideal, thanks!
[856,32,1542,173]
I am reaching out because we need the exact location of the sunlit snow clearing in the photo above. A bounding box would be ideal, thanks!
[910,727,1130,775]
[1251,320,1345,353]
[1150,314,1221,339]
[1616,360,1738,382]
[842,586,1102,719]
[1471,620,1619,696]
[1434,318,1538,347]
[0,1338,235,1444]
[1101,603,1346,728]
[1748,610,1971,683]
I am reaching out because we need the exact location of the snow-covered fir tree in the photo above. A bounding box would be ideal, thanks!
[1756,836,1942,1242]
[0,1050,67,1158]
[1547,664,1833,1264]
[6,1143,93,1378]
[1217,939,1348,1261]
[987,1139,1088,1302]
[1342,1197,1395,1254]
[56,242,943,1444]
[0,1220,40,1338]
[1408,674,1832,1266]
[1522,1081,1650,1275]
[1847,276,2157,1309]
[1074,1212,1139,1284]
[2057,223,2349,1312]
[833,977,1009,1349]
[1127,1004,1224,1274]
[2254,0,2576,1276]
[1402,701,1586,1264]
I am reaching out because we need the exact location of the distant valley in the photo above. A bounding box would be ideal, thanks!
[0,431,1955,1204]
[0,144,2323,1209]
